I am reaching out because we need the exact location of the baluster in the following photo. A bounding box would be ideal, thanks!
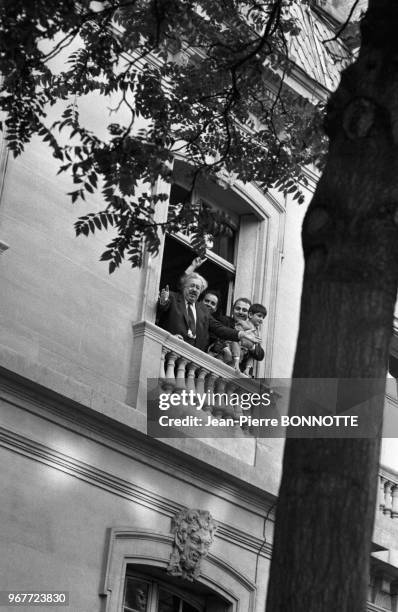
[165,351,177,379]
[230,383,244,426]
[239,393,251,435]
[384,480,393,516]
[167,357,187,418]
[204,373,217,415]
[378,476,386,512]
[163,352,177,391]
[391,485,398,518]
[195,368,208,399]
[175,357,187,392]
[213,378,227,419]
[235,384,253,435]
[224,382,242,437]
[224,382,237,419]
[159,346,167,379]
[184,362,199,416]
[186,362,197,395]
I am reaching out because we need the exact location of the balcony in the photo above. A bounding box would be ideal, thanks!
[129,321,275,436]
[378,467,398,519]
[373,466,398,582]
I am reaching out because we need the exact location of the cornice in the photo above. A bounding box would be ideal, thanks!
[379,464,398,484]
[0,371,276,515]
[0,427,273,560]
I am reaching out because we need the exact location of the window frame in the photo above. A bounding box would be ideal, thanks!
[166,230,236,314]
[168,180,238,268]
[139,161,286,378]
[123,570,205,612]
[163,179,240,316]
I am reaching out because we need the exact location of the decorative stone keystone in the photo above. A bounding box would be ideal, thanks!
[167,508,217,581]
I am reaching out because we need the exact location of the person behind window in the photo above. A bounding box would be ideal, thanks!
[239,303,267,376]
[201,289,221,315]
[157,274,256,351]
[124,581,148,612]
[219,298,253,371]
[209,298,265,372]
[186,257,223,321]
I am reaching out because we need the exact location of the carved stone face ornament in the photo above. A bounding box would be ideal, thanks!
[168,509,217,581]
[181,526,213,568]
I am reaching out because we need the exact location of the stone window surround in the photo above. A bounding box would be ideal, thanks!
[137,160,286,379]
[100,527,256,612]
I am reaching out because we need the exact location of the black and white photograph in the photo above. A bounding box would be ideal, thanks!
[1,1,398,611]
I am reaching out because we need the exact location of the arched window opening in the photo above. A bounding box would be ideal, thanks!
[123,566,230,612]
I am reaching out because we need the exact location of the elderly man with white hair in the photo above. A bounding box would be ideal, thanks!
[157,273,257,352]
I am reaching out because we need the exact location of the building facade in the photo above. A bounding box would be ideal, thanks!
[0,3,397,611]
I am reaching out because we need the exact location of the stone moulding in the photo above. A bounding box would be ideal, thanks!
[100,527,257,612]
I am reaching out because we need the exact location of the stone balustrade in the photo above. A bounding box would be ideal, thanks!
[129,320,274,434]
[377,467,398,519]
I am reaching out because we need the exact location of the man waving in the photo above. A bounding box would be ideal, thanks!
[157,273,257,352]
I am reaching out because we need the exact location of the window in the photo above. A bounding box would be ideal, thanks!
[101,529,250,612]
[157,588,201,612]
[152,158,275,378]
[159,182,238,316]
[122,569,228,612]
[124,577,150,612]
[123,573,203,612]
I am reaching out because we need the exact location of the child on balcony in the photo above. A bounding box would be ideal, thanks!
[209,300,266,374]
[239,303,267,376]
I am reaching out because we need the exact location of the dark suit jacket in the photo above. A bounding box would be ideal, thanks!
[157,291,240,351]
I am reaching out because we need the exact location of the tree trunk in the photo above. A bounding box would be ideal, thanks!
[266,2,398,611]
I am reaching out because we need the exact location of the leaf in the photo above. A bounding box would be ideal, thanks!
[100,250,113,261]
[93,215,102,230]
[99,212,108,229]
[88,172,97,188]
[68,190,81,204]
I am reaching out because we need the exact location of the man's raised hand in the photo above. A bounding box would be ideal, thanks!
[192,255,207,269]
[184,256,207,276]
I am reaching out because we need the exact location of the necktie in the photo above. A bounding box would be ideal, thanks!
[187,303,196,336]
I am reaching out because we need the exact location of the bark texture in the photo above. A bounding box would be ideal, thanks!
[266,2,398,611]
